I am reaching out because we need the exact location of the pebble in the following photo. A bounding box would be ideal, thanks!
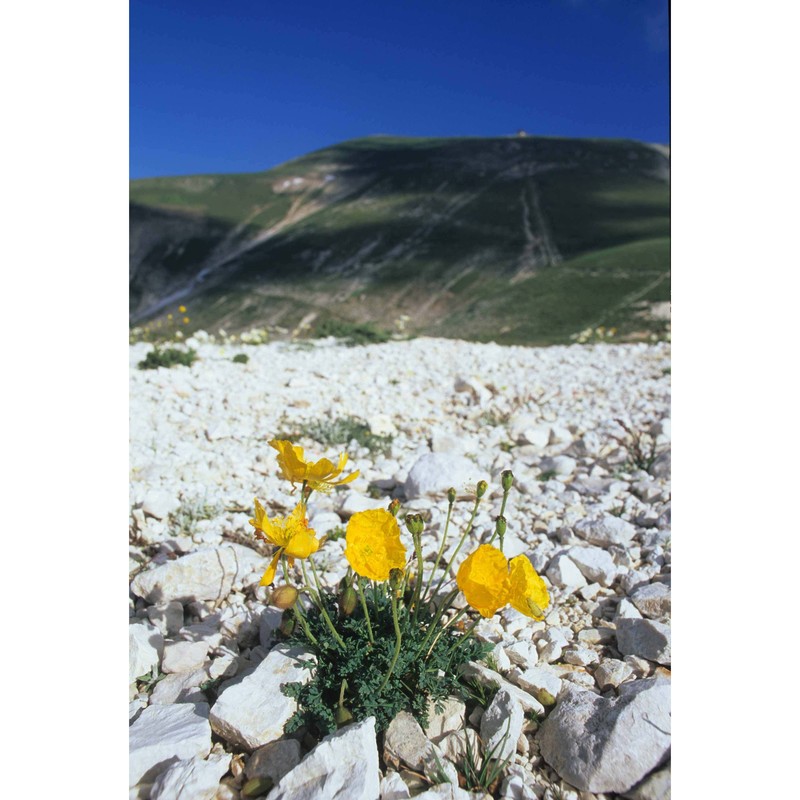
[567,546,618,587]
[573,514,637,548]
[615,618,671,665]
[404,452,481,499]
[161,640,210,674]
[629,583,671,619]
[546,554,588,590]
[245,739,302,782]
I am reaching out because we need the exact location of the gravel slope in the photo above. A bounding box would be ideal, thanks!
[129,336,671,800]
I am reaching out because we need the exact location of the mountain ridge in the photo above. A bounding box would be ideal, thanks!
[130,134,670,345]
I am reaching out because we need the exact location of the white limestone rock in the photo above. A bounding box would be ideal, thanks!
[147,601,185,637]
[615,618,671,665]
[129,702,212,787]
[546,554,588,590]
[538,456,577,477]
[509,665,562,706]
[537,678,670,793]
[161,640,210,674]
[380,770,411,800]
[567,546,618,587]
[384,711,432,771]
[130,543,263,603]
[424,696,466,743]
[268,716,380,800]
[460,661,545,715]
[245,739,302,782]
[149,666,210,705]
[209,644,314,750]
[404,453,481,499]
[480,689,524,762]
[142,490,181,520]
[594,659,635,691]
[150,752,231,800]
[130,621,164,684]
[630,583,671,619]
[622,764,671,800]
[574,514,637,547]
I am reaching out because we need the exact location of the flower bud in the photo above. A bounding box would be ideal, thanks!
[447,487,457,505]
[243,776,274,797]
[495,515,507,538]
[476,480,488,499]
[278,609,296,637]
[339,586,358,617]
[270,585,299,610]
[388,498,401,517]
[501,469,514,492]
[404,513,424,536]
[335,704,354,727]
[389,568,404,590]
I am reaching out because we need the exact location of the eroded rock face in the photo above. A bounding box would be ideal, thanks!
[268,717,380,800]
[537,678,671,793]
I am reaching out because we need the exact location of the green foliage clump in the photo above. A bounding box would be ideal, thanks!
[232,353,250,364]
[297,416,393,456]
[282,593,489,737]
[314,319,391,346]
[138,346,197,370]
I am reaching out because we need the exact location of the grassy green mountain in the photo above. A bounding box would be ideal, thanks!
[130,135,669,345]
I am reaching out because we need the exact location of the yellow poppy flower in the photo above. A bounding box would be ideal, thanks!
[456,544,511,618]
[179,305,187,313]
[344,508,407,582]
[249,500,320,586]
[508,555,550,620]
[269,439,359,492]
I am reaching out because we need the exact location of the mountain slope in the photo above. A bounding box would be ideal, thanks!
[130,135,669,345]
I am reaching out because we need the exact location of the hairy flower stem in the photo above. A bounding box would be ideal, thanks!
[379,591,403,692]
[422,498,454,605]
[411,532,425,623]
[425,607,467,659]
[356,578,374,643]
[433,496,482,598]
[306,559,346,650]
[282,557,318,646]
[446,616,480,657]
[414,588,459,659]
[488,488,511,550]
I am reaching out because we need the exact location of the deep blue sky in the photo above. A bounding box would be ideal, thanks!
[130,0,669,179]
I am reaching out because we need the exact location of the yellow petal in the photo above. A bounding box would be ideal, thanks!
[344,508,407,581]
[508,555,549,620]
[456,544,511,618]
[259,550,283,587]
[249,497,267,532]
[269,439,308,484]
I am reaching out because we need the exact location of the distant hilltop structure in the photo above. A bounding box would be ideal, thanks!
[516,129,528,137]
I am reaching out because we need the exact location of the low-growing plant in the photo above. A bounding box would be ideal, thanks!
[247,440,552,738]
[538,469,558,482]
[457,719,514,794]
[138,346,197,370]
[314,318,391,346]
[610,418,660,473]
[287,416,393,457]
[232,353,249,364]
